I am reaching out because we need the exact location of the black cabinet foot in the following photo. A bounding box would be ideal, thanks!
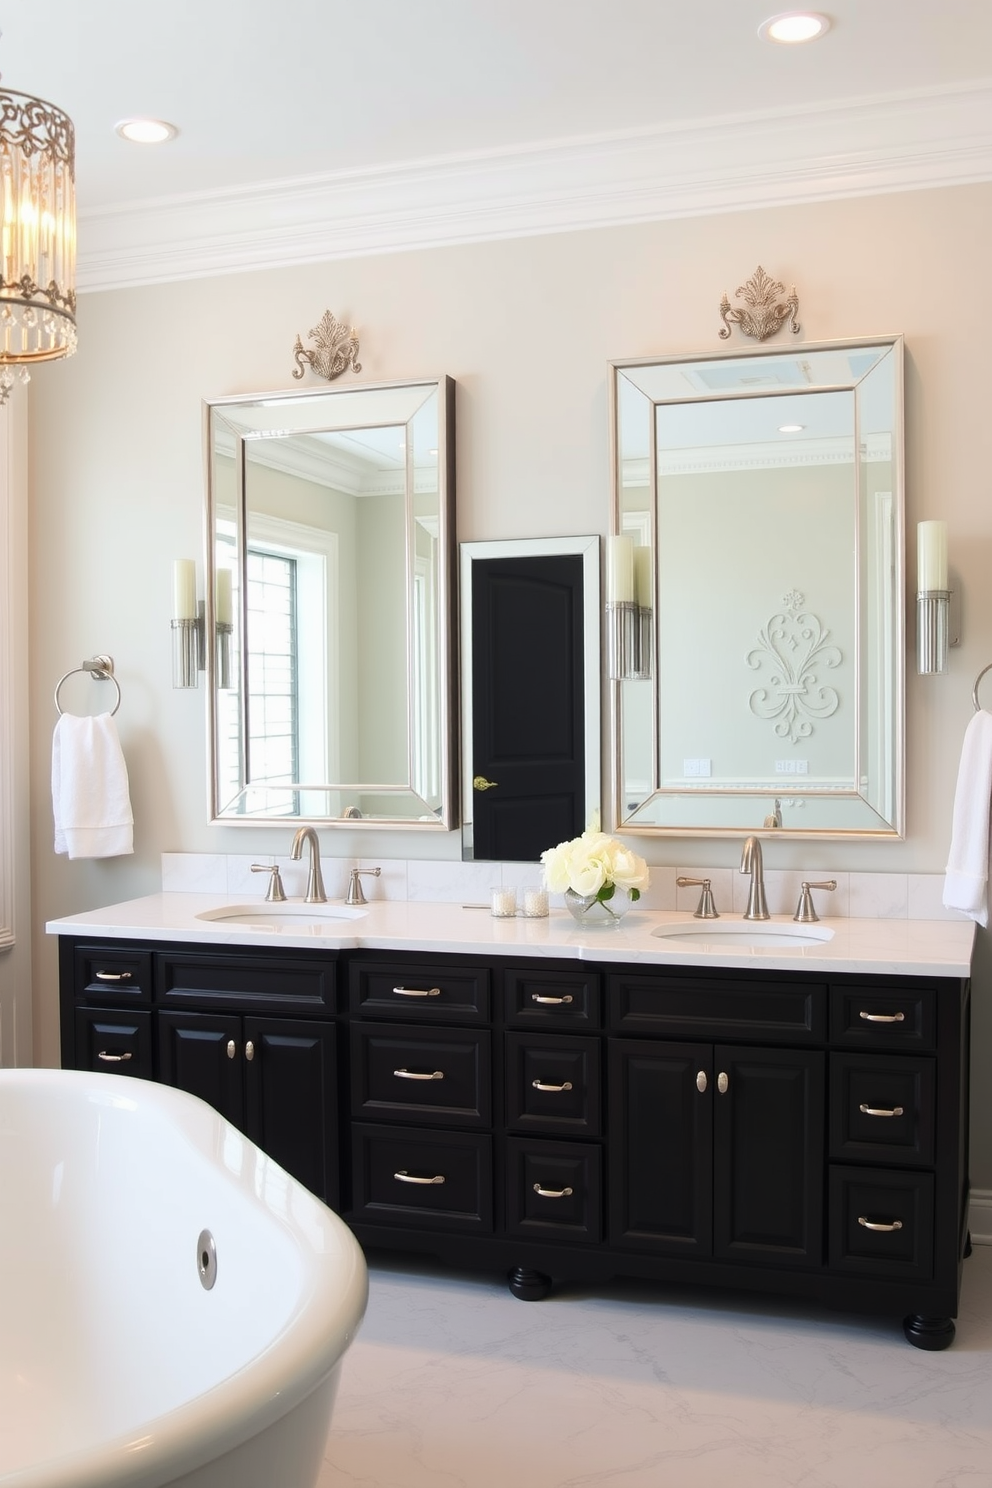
[903,1314,955,1350]
[508,1266,552,1301]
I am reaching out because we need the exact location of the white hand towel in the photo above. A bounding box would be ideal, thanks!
[943,708,992,926]
[52,712,134,860]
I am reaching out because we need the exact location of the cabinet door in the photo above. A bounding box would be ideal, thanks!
[608,1039,713,1256]
[712,1046,824,1267]
[157,1010,244,1126]
[244,1018,339,1206]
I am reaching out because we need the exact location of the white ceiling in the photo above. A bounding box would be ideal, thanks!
[3,0,992,290]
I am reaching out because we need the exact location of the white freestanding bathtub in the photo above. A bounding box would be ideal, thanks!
[0,1069,368,1488]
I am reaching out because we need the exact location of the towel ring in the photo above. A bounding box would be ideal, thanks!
[972,663,992,713]
[54,655,121,718]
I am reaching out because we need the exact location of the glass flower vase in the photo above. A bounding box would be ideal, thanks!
[564,885,633,926]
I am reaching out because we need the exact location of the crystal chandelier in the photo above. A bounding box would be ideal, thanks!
[0,80,76,405]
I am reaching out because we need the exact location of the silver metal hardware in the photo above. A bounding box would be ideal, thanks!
[973,661,992,712]
[54,655,122,718]
[740,835,769,920]
[696,1071,708,1092]
[918,589,951,675]
[97,1050,132,1062]
[717,1071,729,1094]
[196,1229,217,1290]
[292,309,361,383]
[859,1010,905,1023]
[763,798,783,829]
[290,825,327,904]
[393,986,442,997]
[245,1041,255,1061]
[677,876,719,919]
[226,1039,236,1059]
[793,879,837,923]
[473,775,499,791]
[394,1068,444,1081]
[346,865,381,906]
[532,1184,573,1198]
[250,862,287,902]
[858,1216,903,1232]
[859,1103,904,1118]
[94,970,132,982]
[394,1171,445,1185]
[532,1080,573,1092]
[532,993,573,1005]
[719,266,800,343]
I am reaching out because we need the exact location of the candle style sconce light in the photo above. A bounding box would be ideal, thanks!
[171,559,235,689]
[606,535,653,681]
[917,520,960,674]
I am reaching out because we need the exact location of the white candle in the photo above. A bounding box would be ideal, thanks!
[606,535,634,603]
[490,887,517,918]
[173,559,197,621]
[215,567,233,626]
[522,887,549,918]
[633,547,653,608]
[918,520,948,592]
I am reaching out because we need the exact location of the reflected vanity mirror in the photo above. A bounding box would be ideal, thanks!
[205,376,456,827]
[611,336,904,838]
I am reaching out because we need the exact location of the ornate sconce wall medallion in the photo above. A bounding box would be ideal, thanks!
[292,310,362,382]
[719,266,800,342]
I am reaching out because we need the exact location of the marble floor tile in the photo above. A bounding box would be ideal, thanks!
[318,1246,992,1488]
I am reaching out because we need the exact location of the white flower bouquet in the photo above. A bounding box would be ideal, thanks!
[540,824,649,919]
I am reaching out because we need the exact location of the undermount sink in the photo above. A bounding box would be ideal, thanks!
[196,903,366,929]
[652,918,835,949]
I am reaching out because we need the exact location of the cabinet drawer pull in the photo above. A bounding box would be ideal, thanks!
[531,993,573,1005]
[696,1071,707,1092]
[97,1050,132,1062]
[858,1216,903,1232]
[226,1040,236,1059]
[245,1041,255,1061]
[859,1103,904,1118]
[394,1170,445,1185]
[94,970,132,982]
[532,1184,573,1199]
[717,1071,729,1094]
[531,1079,573,1093]
[392,986,442,997]
[859,1010,905,1023]
[394,1068,444,1081]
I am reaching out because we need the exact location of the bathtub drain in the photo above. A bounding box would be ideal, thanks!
[197,1229,217,1290]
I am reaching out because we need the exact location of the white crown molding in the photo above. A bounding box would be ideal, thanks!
[77,81,992,293]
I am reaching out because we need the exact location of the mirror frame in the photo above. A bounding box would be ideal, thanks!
[204,375,457,830]
[608,335,905,840]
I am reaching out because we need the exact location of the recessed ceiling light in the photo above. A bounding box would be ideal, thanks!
[758,12,831,44]
[115,118,178,145]
[779,424,806,433]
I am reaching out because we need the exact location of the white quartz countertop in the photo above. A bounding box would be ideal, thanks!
[45,894,976,978]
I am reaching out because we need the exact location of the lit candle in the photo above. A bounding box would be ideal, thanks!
[918,521,948,592]
[633,547,653,608]
[215,567,233,626]
[172,559,197,621]
[606,535,634,603]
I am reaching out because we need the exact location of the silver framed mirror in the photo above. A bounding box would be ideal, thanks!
[205,376,456,828]
[610,335,904,839]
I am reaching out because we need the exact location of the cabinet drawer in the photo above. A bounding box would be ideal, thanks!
[157,951,335,1013]
[504,1032,601,1136]
[503,968,601,1028]
[73,1008,153,1078]
[505,1137,602,1243]
[828,1166,934,1280]
[351,1123,492,1230]
[609,973,826,1044]
[350,959,489,1023]
[830,985,936,1052]
[351,1024,491,1127]
[74,946,152,1005]
[829,1054,935,1166]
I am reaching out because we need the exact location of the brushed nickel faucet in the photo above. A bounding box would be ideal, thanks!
[740,835,769,920]
[290,826,326,904]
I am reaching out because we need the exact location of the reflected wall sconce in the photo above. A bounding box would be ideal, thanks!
[172,559,236,690]
[916,520,956,675]
[606,536,652,680]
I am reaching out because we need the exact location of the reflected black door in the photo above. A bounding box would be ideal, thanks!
[471,554,586,861]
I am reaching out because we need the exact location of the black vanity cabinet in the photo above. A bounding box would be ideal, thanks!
[58,935,970,1349]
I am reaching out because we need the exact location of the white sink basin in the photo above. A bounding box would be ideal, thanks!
[652,919,834,949]
[196,903,366,929]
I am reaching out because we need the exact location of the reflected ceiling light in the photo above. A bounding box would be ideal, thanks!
[115,117,177,144]
[0,36,76,403]
[779,423,805,433]
[758,12,831,43]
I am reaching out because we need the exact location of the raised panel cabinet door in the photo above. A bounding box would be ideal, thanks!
[156,1010,244,1127]
[608,1039,713,1255]
[243,1019,339,1207]
[712,1046,825,1267]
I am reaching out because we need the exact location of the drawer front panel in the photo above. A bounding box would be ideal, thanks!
[828,1166,934,1279]
[74,946,153,1005]
[351,1123,492,1230]
[351,1024,491,1126]
[830,985,936,1052]
[505,1032,601,1136]
[829,1054,935,1165]
[350,960,489,1023]
[505,1137,603,1243]
[503,969,601,1029]
[609,974,826,1043]
[158,953,335,1013]
[74,1008,153,1078]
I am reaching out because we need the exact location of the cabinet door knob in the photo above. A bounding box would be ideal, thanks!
[858,1103,904,1118]
[858,1216,903,1232]
[531,993,573,1005]
[392,986,442,998]
[696,1070,707,1092]
[859,1010,905,1023]
[531,1080,573,1092]
[533,1184,573,1199]
[245,1040,255,1061]
[394,1170,445,1185]
[226,1039,236,1059]
[97,1050,132,1062]
[717,1071,729,1094]
[394,1068,444,1081]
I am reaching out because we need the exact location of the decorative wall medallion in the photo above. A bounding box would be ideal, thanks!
[746,591,841,743]
[292,310,362,382]
[718,266,800,342]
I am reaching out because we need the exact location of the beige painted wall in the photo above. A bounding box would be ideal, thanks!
[23,182,992,1179]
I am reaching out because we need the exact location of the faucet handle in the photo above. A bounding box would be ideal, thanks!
[346,866,381,906]
[793,879,837,923]
[251,863,287,903]
[677,876,720,919]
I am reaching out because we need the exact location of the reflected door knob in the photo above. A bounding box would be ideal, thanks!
[473,775,499,791]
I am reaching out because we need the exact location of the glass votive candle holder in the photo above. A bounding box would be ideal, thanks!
[490,886,517,918]
[521,887,549,918]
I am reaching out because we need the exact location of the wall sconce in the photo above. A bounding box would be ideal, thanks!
[606,536,653,680]
[917,520,950,675]
[172,559,236,689]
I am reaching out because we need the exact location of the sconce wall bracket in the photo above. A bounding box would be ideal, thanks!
[292,310,361,382]
[719,266,800,342]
